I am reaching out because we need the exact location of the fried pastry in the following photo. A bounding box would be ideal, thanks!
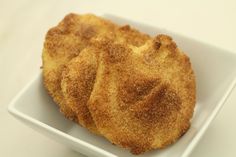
[42,13,118,120]
[42,13,196,154]
[60,29,150,133]
[86,35,196,154]
[42,13,150,129]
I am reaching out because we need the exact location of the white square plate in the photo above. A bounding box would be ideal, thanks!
[8,14,236,157]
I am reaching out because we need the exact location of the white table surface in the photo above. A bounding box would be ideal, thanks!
[1,0,236,156]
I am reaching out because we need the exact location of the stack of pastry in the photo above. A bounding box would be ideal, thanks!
[42,13,196,154]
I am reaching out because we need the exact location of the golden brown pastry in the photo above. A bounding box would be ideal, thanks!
[42,13,150,130]
[60,30,150,133]
[42,13,196,154]
[42,13,117,121]
[86,35,196,154]
[60,48,99,133]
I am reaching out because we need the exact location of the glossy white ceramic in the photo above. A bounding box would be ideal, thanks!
[8,15,236,157]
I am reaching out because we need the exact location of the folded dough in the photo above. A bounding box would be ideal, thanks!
[87,35,196,154]
[42,13,150,131]
[43,13,196,154]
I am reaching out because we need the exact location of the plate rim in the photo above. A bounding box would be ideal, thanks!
[7,15,236,157]
[8,72,116,157]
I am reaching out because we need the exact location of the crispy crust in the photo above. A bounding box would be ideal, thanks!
[42,13,150,131]
[61,48,99,133]
[42,13,196,154]
[87,35,196,154]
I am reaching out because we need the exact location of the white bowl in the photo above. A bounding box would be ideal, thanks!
[8,14,236,157]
